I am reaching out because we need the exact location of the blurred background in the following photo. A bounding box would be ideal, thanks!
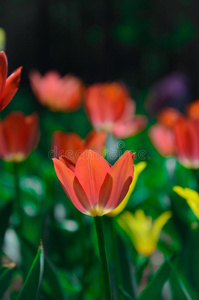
[1,0,199,95]
[1,1,199,299]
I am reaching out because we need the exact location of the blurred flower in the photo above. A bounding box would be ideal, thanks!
[0,28,6,51]
[173,186,199,219]
[145,73,189,117]
[118,210,172,256]
[0,51,22,111]
[148,108,180,157]
[107,161,146,217]
[53,150,135,216]
[186,99,199,120]
[29,71,83,112]
[51,130,106,163]
[85,82,147,139]
[0,112,40,162]
[174,117,199,169]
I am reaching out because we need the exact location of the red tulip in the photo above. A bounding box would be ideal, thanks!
[174,117,199,169]
[149,124,176,157]
[0,111,40,162]
[53,150,135,216]
[148,108,181,157]
[85,83,147,139]
[51,130,107,163]
[0,51,22,111]
[29,71,83,112]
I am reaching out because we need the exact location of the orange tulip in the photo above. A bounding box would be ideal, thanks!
[85,83,147,139]
[53,150,135,216]
[186,100,199,120]
[51,130,106,163]
[174,117,199,169]
[0,111,40,162]
[148,107,181,157]
[29,71,83,112]
[0,51,22,111]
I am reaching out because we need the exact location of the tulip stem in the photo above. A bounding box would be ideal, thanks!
[109,218,123,300]
[94,216,112,300]
[13,163,22,223]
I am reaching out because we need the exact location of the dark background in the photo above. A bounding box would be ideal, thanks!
[1,0,199,99]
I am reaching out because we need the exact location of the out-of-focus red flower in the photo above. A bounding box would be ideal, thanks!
[157,108,181,128]
[149,124,176,157]
[0,51,22,111]
[53,150,135,216]
[174,117,199,169]
[186,100,199,120]
[85,83,147,139]
[29,71,83,112]
[0,111,40,162]
[51,130,107,163]
[148,108,181,157]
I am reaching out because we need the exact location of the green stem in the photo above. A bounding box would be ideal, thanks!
[110,218,123,300]
[94,216,112,300]
[13,163,21,219]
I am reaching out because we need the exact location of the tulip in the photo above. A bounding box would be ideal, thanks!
[0,51,22,111]
[174,117,199,169]
[148,107,180,157]
[51,130,106,163]
[0,111,40,162]
[118,210,172,256]
[173,186,199,219]
[29,71,83,112]
[53,150,135,216]
[107,161,147,217]
[85,83,147,139]
[186,99,199,120]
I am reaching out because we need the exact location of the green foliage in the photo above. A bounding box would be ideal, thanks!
[16,243,44,300]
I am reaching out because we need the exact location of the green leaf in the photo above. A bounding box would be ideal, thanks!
[17,233,66,299]
[168,261,197,300]
[0,262,15,298]
[138,258,172,300]
[0,201,13,247]
[43,257,65,300]
[17,242,44,300]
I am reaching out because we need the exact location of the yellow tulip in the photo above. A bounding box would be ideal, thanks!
[118,210,172,256]
[173,186,199,219]
[0,28,6,51]
[107,161,147,217]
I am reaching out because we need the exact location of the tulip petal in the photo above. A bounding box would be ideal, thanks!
[73,176,92,212]
[0,51,7,99]
[174,117,199,168]
[0,122,8,158]
[107,161,147,217]
[59,156,76,172]
[53,158,87,213]
[74,150,110,208]
[152,211,172,240]
[2,112,26,154]
[51,131,84,162]
[85,130,107,155]
[98,173,113,208]
[24,113,40,155]
[104,151,135,210]
[85,83,127,129]
[113,115,147,139]
[0,66,22,111]
[149,124,175,157]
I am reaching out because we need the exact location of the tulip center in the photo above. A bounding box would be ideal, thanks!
[5,152,26,163]
[88,206,110,217]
